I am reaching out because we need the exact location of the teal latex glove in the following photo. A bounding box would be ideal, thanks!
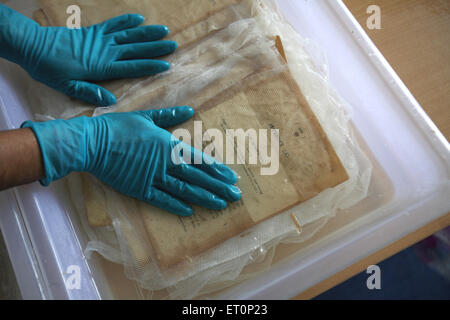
[0,4,176,106]
[22,106,241,216]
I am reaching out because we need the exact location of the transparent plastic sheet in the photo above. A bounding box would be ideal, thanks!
[20,0,260,119]
[6,0,373,299]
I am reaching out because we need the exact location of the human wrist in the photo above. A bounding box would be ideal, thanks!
[0,128,44,190]
[21,117,91,186]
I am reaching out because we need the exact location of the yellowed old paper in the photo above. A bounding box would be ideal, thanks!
[33,0,254,227]
[34,1,349,269]
[138,70,349,268]
[33,0,277,229]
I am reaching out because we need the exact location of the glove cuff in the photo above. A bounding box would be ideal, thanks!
[0,4,41,68]
[21,117,90,186]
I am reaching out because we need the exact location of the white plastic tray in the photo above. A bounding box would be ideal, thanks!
[0,0,448,299]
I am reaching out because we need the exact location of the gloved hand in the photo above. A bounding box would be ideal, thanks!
[0,4,176,106]
[22,106,241,216]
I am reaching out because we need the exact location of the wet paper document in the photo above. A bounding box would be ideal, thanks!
[35,0,349,269]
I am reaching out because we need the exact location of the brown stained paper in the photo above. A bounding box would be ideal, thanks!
[33,0,256,228]
[80,173,111,227]
[38,0,243,32]
[34,0,349,269]
[138,70,349,268]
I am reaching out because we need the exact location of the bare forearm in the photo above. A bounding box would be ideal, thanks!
[0,128,44,190]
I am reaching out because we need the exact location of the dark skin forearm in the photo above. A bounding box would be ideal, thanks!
[0,128,44,191]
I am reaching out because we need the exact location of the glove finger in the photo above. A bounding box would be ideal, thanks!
[116,41,177,60]
[99,14,144,34]
[113,25,169,44]
[143,106,194,128]
[62,80,117,106]
[145,188,193,217]
[157,175,227,211]
[186,145,238,185]
[168,162,241,203]
[108,60,170,79]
